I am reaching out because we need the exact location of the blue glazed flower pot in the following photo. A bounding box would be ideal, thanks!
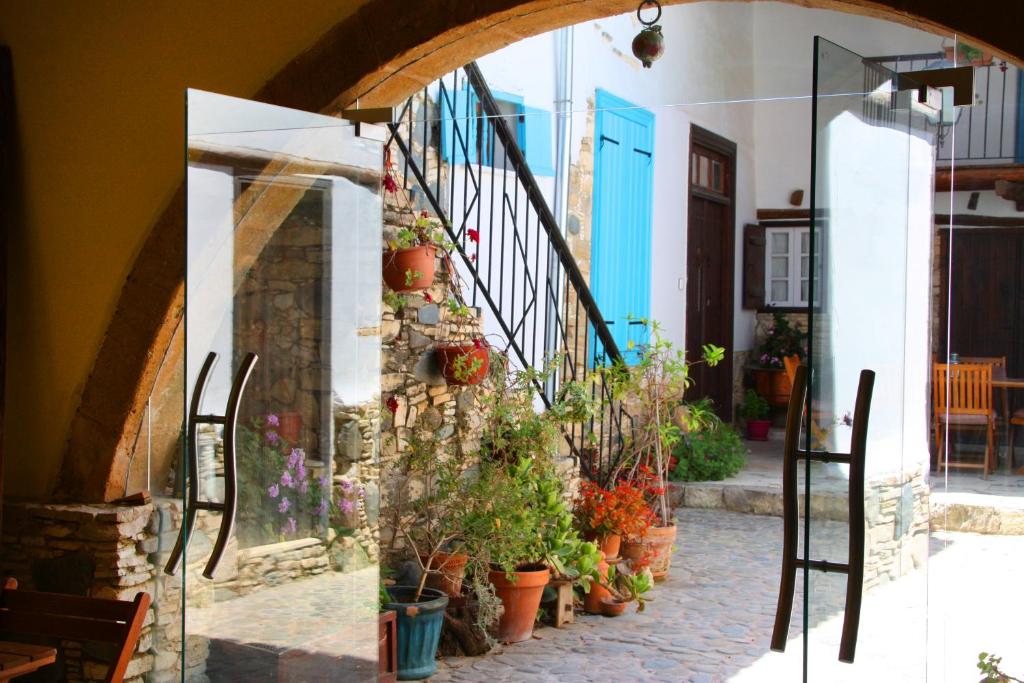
[383,586,449,680]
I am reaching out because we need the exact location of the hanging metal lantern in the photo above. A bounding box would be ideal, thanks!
[632,0,664,69]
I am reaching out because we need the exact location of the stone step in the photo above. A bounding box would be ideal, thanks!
[671,482,1024,535]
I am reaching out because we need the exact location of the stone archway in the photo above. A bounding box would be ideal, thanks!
[61,0,1024,502]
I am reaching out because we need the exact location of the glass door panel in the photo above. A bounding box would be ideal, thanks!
[176,90,383,681]
[804,38,936,680]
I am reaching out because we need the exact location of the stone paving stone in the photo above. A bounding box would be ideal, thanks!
[431,508,1024,682]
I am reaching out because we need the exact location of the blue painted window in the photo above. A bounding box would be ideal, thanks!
[590,89,655,366]
[440,86,554,176]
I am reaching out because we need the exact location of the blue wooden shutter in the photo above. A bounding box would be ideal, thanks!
[439,81,478,165]
[523,105,555,176]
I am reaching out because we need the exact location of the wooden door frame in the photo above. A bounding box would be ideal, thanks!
[688,124,737,418]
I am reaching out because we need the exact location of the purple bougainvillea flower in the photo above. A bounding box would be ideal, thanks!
[320,475,330,489]
[278,497,290,513]
[265,430,279,444]
[266,414,280,427]
[295,462,307,482]
[267,484,280,498]
[288,448,304,468]
[285,517,297,534]
[357,485,366,499]
[314,498,328,516]
[339,499,354,515]
[280,470,294,488]
[299,479,309,494]
[339,479,353,493]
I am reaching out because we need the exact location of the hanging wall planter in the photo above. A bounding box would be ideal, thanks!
[382,245,437,292]
[435,343,489,386]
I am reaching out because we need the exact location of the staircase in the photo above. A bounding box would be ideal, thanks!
[386,62,629,485]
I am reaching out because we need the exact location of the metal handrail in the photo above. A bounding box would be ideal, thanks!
[387,62,632,484]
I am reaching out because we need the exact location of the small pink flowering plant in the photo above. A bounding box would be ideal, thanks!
[237,414,357,545]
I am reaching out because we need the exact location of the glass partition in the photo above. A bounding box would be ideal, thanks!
[161,90,383,681]
[803,37,935,680]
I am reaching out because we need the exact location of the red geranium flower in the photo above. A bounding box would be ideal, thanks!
[382,173,398,193]
[470,254,477,262]
[423,292,433,303]
[472,337,485,350]
[467,228,480,244]
[385,396,399,414]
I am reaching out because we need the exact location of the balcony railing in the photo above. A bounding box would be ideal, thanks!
[870,51,1021,165]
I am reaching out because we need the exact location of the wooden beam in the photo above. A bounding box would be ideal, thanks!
[935,164,1024,192]
[994,180,1024,211]
[935,213,1024,227]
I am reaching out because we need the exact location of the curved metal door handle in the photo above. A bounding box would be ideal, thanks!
[164,352,218,576]
[202,352,258,579]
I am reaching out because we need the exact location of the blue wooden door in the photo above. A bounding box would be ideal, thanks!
[592,90,655,364]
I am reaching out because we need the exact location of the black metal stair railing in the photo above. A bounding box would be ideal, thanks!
[386,61,631,485]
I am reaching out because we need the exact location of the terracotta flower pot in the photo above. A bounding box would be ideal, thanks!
[599,534,621,560]
[621,524,677,582]
[436,344,489,385]
[582,532,621,561]
[600,597,631,617]
[419,551,469,597]
[488,564,550,643]
[753,368,792,407]
[382,245,437,292]
[583,552,611,614]
[745,418,772,441]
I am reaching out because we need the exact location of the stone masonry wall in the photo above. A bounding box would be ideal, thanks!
[0,502,157,683]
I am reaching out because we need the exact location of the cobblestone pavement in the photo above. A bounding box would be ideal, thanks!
[433,508,1024,682]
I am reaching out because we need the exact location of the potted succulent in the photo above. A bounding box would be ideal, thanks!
[598,563,654,617]
[574,479,657,561]
[752,313,806,406]
[603,318,725,581]
[739,389,772,441]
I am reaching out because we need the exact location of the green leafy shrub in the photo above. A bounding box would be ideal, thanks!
[670,423,747,482]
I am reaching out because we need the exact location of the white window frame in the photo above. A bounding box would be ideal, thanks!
[765,227,811,307]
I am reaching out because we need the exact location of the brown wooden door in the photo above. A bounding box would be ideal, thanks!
[940,228,1024,375]
[686,130,735,418]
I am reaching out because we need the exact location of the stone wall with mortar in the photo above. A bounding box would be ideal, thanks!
[0,502,157,683]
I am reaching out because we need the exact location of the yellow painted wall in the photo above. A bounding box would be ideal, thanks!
[0,0,367,498]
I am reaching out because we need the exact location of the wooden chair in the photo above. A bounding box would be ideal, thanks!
[1008,409,1024,471]
[0,578,150,683]
[932,363,996,476]
[783,355,830,448]
[958,356,1006,368]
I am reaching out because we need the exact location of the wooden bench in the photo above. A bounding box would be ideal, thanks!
[0,578,150,683]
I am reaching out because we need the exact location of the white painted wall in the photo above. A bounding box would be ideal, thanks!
[751,2,946,210]
[477,3,759,358]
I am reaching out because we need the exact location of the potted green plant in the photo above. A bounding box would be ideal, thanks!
[752,313,806,406]
[738,389,772,441]
[434,297,489,386]
[603,318,725,581]
[382,211,450,292]
[384,432,474,600]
